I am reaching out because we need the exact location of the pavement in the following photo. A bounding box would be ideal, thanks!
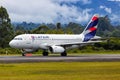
[0,54,120,63]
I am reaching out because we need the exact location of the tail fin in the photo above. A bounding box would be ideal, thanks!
[82,14,99,42]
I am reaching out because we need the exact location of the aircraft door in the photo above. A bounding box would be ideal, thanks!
[25,36,33,48]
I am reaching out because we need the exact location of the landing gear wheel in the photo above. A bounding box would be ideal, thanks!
[22,53,25,56]
[21,49,25,56]
[61,51,67,56]
[43,51,48,56]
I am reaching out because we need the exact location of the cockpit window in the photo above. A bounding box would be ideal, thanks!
[14,38,23,40]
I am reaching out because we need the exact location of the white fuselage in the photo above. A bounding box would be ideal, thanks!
[9,34,84,49]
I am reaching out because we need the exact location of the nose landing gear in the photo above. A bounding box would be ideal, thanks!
[42,50,49,56]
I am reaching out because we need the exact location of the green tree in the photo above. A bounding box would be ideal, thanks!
[97,15,114,37]
[0,6,13,48]
[56,22,61,29]
[66,22,83,34]
[32,25,49,34]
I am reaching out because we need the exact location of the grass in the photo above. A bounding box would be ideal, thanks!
[0,62,120,80]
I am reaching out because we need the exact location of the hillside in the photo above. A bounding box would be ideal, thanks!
[12,16,120,37]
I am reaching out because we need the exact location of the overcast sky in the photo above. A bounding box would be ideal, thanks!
[0,0,120,24]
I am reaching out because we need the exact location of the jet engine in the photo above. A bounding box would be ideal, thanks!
[49,46,65,53]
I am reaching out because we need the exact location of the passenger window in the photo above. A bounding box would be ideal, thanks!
[14,38,22,40]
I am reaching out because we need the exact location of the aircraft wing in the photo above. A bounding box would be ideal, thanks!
[54,36,105,46]
[44,37,107,48]
[54,40,103,47]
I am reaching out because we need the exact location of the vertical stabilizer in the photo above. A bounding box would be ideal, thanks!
[82,14,99,42]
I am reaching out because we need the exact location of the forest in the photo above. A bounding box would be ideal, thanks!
[0,6,120,54]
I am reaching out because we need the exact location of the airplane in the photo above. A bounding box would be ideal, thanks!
[9,14,102,56]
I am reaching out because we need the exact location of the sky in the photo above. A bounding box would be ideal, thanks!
[0,0,120,24]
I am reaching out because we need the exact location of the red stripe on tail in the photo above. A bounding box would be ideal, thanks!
[89,27,97,32]
[92,16,98,21]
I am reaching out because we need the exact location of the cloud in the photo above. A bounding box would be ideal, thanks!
[80,0,92,4]
[100,5,112,14]
[76,9,92,23]
[108,0,120,2]
[55,0,92,4]
[111,14,120,23]
[54,0,80,3]
[0,0,92,23]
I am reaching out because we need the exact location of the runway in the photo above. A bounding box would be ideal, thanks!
[0,54,120,63]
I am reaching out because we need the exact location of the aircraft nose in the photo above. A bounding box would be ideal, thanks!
[9,40,16,48]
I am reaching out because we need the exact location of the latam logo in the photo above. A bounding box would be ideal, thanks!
[83,15,99,42]
[31,36,49,40]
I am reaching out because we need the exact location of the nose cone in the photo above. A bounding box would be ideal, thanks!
[9,40,16,48]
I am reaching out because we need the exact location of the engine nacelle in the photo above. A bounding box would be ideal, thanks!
[49,46,65,53]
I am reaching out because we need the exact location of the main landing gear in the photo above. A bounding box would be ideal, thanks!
[61,51,67,56]
[42,50,67,56]
[42,50,49,56]
[22,53,25,56]
[21,49,67,56]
